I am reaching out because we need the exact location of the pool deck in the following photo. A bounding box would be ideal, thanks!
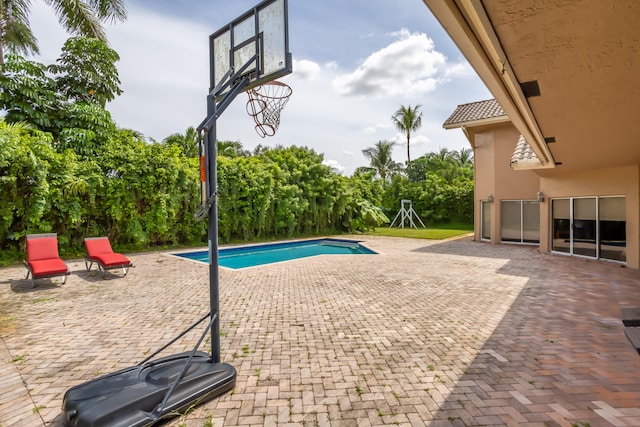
[1,235,640,426]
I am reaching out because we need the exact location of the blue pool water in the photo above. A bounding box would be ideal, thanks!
[175,238,376,269]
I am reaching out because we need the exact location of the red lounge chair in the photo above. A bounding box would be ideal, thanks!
[84,237,133,277]
[23,233,70,288]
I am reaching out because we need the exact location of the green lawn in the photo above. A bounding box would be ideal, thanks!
[365,223,473,240]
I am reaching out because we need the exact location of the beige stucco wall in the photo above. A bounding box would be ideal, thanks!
[539,165,640,269]
[472,123,540,243]
[472,128,495,241]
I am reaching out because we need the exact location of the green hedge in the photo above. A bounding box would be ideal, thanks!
[0,122,387,262]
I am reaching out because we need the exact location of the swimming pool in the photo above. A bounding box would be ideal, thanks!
[174,238,376,269]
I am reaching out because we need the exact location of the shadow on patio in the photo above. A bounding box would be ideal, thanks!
[413,239,640,426]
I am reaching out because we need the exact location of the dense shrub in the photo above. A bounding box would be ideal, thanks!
[0,123,387,260]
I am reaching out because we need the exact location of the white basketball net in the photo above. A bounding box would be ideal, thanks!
[246,81,292,137]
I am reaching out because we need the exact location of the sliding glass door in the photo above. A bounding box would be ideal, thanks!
[572,198,597,257]
[501,200,540,244]
[599,197,626,262]
[551,196,625,263]
[551,199,571,253]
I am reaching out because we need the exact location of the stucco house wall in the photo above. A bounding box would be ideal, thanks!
[471,122,540,244]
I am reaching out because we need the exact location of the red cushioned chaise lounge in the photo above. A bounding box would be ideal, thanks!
[24,233,70,288]
[84,236,133,277]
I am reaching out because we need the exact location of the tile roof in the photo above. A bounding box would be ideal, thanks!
[510,134,541,168]
[443,99,506,128]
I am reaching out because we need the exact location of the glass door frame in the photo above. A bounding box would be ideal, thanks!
[480,200,491,242]
[550,196,626,264]
[500,199,540,245]
[551,196,597,259]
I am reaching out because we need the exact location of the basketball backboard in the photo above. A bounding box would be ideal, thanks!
[210,0,292,98]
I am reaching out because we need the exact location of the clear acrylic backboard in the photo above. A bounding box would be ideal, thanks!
[210,0,292,98]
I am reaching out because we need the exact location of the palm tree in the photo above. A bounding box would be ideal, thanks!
[361,140,403,181]
[217,140,249,158]
[451,147,474,166]
[163,127,199,158]
[0,0,127,65]
[391,104,423,164]
[431,147,454,162]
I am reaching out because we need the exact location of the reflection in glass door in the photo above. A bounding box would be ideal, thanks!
[551,199,570,253]
[599,197,626,262]
[551,197,625,263]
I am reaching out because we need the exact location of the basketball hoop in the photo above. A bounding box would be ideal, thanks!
[246,81,292,137]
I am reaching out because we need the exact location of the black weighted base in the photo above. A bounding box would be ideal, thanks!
[624,327,640,354]
[62,351,236,427]
[621,306,640,327]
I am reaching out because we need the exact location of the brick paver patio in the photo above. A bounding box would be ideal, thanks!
[1,236,639,426]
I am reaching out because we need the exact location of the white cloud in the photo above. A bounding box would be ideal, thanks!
[331,29,447,97]
[293,59,321,81]
[444,61,475,78]
[361,123,391,136]
[323,159,346,174]
[390,133,430,149]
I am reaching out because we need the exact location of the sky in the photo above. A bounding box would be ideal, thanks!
[29,0,491,175]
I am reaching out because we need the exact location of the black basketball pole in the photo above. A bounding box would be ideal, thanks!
[203,72,250,363]
[206,93,221,363]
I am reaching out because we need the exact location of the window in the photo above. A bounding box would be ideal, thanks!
[501,200,540,244]
[481,200,491,241]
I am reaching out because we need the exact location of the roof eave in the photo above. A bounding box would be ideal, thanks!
[443,115,509,130]
[510,159,551,170]
[424,0,556,168]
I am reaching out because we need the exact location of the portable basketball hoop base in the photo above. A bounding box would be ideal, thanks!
[62,313,236,426]
[61,0,292,425]
[62,353,235,427]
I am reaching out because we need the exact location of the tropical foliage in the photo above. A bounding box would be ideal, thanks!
[0,120,389,261]
[0,0,126,65]
[360,140,404,181]
[162,126,199,158]
[382,148,474,224]
[0,38,120,157]
[49,37,123,107]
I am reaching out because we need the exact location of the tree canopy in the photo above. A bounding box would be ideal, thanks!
[0,0,126,65]
[0,37,121,156]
